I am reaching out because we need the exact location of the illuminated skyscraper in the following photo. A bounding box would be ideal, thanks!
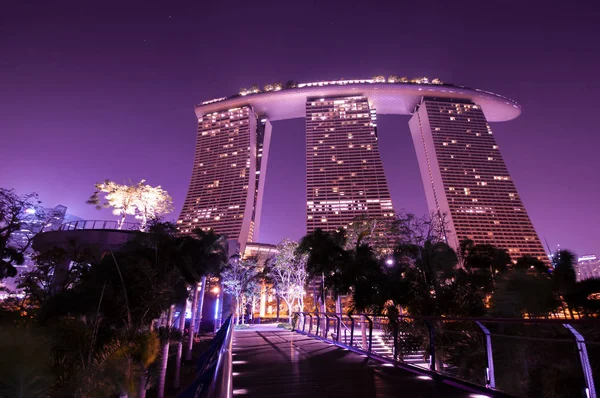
[305,96,394,232]
[178,106,271,248]
[409,97,547,261]
[576,255,600,281]
[181,78,545,260]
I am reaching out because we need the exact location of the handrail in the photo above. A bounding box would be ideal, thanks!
[206,315,234,398]
[58,220,141,231]
[179,315,233,398]
[293,311,600,397]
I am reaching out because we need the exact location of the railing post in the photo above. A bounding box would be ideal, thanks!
[564,324,597,398]
[103,220,107,229]
[324,314,330,339]
[315,313,321,337]
[349,315,355,346]
[363,315,373,353]
[334,314,341,342]
[306,313,312,334]
[476,321,496,389]
[424,320,436,372]
[393,319,399,362]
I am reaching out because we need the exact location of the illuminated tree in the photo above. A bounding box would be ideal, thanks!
[221,256,259,324]
[265,239,308,322]
[372,75,386,83]
[133,183,173,231]
[87,180,137,229]
[87,180,173,231]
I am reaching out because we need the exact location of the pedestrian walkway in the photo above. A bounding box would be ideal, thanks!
[231,328,487,397]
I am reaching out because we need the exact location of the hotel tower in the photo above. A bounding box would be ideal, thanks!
[178,78,547,261]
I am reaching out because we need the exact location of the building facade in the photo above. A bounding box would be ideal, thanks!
[179,79,546,261]
[409,97,547,261]
[576,255,600,281]
[305,96,394,233]
[178,106,271,250]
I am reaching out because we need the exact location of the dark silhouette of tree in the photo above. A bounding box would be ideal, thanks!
[490,256,558,318]
[552,250,578,318]
[0,188,59,279]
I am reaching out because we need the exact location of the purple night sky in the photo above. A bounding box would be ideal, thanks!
[2,0,599,256]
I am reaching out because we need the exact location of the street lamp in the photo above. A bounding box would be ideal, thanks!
[385,258,394,267]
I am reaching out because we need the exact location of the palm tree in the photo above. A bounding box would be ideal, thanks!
[177,229,226,361]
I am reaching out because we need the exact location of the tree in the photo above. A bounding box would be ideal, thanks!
[221,255,259,324]
[265,239,308,323]
[298,228,349,310]
[0,188,59,279]
[87,180,137,229]
[178,229,227,361]
[87,180,173,231]
[133,184,173,231]
[552,250,578,318]
[39,223,188,397]
[458,239,512,296]
[490,256,558,318]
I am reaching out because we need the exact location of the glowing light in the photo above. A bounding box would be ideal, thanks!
[212,286,220,294]
[25,208,36,214]
[417,375,432,380]
[232,360,247,365]
[214,297,220,320]
[233,389,249,395]
[469,395,491,398]
[385,258,394,267]
[381,363,394,367]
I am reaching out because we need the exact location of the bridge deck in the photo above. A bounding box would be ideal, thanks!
[232,327,485,397]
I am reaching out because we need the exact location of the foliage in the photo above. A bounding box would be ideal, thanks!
[0,327,53,398]
[0,188,61,279]
[264,239,308,321]
[221,256,259,323]
[87,179,173,231]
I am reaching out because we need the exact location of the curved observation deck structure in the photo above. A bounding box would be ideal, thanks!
[179,78,547,262]
[194,80,520,122]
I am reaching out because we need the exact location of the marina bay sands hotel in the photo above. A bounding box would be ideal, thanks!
[177,77,547,261]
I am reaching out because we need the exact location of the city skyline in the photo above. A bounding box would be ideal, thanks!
[2,0,599,257]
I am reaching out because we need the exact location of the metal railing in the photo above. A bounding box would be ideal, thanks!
[179,315,234,398]
[58,220,141,231]
[294,312,600,398]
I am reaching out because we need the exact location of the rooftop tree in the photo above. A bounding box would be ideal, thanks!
[87,179,173,231]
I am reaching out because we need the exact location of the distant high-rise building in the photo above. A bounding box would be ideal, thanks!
[178,106,271,250]
[409,97,547,261]
[305,96,394,233]
[1,204,68,294]
[576,255,600,281]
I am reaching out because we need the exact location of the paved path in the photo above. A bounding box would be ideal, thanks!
[232,328,486,397]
